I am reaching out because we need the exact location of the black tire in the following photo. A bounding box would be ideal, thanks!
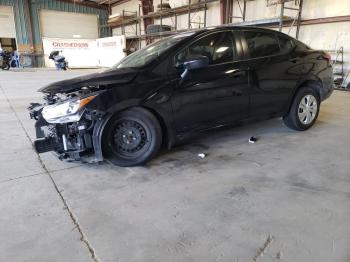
[102,107,162,167]
[157,3,171,9]
[2,63,10,70]
[146,24,171,34]
[283,86,320,131]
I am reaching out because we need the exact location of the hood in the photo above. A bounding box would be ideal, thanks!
[39,68,139,94]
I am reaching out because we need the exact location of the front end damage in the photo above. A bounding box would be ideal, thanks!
[28,90,106,163]
[28,68,139,162]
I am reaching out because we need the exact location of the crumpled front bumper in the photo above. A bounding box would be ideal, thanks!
[28,103,101,163]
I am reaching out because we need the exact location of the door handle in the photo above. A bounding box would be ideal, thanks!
[232,70,246,78]
[226,69,246,78]
[289,58,299,63]
[232,90,242,96]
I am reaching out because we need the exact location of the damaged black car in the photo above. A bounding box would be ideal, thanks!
[29,26,334,166]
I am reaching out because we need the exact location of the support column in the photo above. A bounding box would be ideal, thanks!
[23,0,34,52]
[141,0,154,34]
[220,0,227,24]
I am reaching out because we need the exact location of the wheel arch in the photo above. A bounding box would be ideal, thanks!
[284,79,322,116]
[92,103,174,162]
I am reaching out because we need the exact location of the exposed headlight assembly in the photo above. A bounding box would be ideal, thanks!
[42,95,96,124]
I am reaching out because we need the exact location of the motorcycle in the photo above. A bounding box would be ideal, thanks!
[49,51,68,70]
[0,50,12,70]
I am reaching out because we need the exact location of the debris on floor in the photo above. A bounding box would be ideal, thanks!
[249,136,258,144]
[198,153,207,159]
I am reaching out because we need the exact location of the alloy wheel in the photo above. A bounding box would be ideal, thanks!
[298,94,318,125]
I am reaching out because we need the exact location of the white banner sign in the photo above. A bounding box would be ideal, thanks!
[42,36,126,68]
[43,38,98,68]
[97,36,126,67]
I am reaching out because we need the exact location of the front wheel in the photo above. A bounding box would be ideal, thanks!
[283,86,320,131]
[102,108,162,167]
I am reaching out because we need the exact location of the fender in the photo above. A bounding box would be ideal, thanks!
[142,105,177,149]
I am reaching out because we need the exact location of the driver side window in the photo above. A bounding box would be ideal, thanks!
[175,31,235,67]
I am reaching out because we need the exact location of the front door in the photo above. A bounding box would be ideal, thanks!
[170,30,250,134]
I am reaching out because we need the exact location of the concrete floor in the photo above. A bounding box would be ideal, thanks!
[0,69,349,262]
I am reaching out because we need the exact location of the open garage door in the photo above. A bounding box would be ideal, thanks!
[0,5,16,39]
[39,10,99,39]
[0,5,17,51]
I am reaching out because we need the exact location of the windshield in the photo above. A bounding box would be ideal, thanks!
[114,32,196,69]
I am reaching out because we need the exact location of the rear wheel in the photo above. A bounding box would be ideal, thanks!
[2,62,10,70]
[283,86,320,131]
[103,108,162,167]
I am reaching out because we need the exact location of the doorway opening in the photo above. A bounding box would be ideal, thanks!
[0,38,17,51]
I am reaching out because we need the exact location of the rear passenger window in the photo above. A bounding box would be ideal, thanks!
[244,31,280,58]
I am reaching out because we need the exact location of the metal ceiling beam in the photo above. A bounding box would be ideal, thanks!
[56,0,109,10]
[97,0,129,5]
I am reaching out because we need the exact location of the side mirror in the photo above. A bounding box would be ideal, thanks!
[180,56,209,83]
[183,56,209,70]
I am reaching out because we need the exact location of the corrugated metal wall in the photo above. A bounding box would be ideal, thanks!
[0,0,109,50]
[0,0,31,47]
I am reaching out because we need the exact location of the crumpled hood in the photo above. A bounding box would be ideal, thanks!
[39,68,138,94]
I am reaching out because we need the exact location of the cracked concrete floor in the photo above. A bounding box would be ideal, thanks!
[0,69,350,262]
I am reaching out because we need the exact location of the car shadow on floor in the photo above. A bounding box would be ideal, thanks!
[147,117,294,169]
[78,113,330,175]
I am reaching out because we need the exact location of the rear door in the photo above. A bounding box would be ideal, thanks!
[170,30,250,134]
[241,30,302,117]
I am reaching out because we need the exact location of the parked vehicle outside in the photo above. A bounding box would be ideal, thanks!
[49,50,68,70]
[0,50,12,70]
[28,26,334,166]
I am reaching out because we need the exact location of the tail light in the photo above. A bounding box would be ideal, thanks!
[323,53,332,62]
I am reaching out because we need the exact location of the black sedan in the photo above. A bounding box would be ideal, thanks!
[29,26,334,166]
